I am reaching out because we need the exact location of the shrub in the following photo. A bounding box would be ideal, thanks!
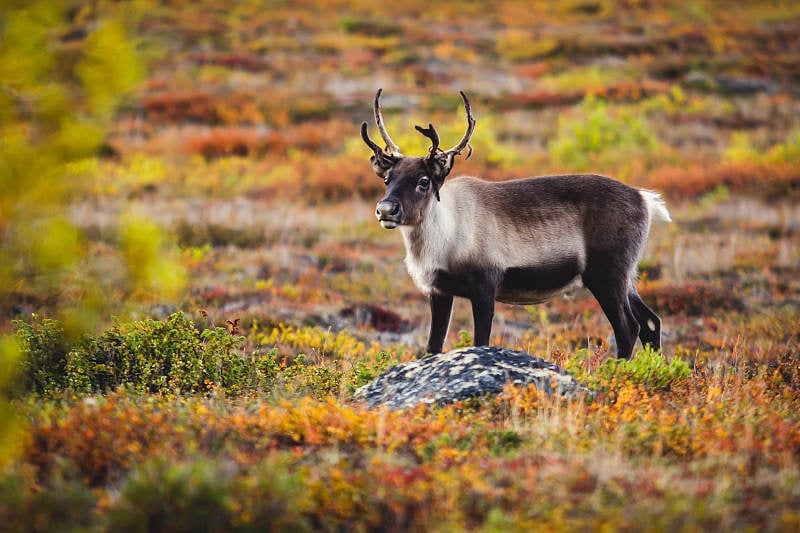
[598,346,691,390]
[66,312,265,395]
[568,346,691,391]
[107,457,238,532]
[11,316,72,397]
[548,95,660,172]
[280,354,343,399]
[173,220,270,248]
[0,465,96,532]
[184,127,260,159]
[647,161,800,202]
[724,130,800,166]
[13,312,400,399]
[142,90,219,124]
[348,351,397,390]
[638,282,744,317]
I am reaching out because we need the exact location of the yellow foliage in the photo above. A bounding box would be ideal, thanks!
[119,213,186,301]
[25,217,82,273]
[0,336,22,468]
[75,20,144,119]
[495,29,559,61]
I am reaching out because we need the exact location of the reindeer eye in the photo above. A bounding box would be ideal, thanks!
[417,177,430,191]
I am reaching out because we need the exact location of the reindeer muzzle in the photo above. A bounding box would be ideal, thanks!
[376,199,402,229]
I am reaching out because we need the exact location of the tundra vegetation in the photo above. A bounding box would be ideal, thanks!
[1,0,800,530]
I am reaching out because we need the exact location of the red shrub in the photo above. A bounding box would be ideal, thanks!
[639,281,744,317]
[183,127,259,158]
[648,162,800,201]
[143,91,219,124]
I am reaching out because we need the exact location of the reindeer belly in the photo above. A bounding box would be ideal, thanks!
[496,258,583,305]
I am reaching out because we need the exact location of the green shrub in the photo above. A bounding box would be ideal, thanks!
[107,456,312,533]
[11,316,72,396]
[454,330,473,349]
[13,312,282,396]
[568,346,691,391]
[548,95,659,171]
[107,457,237,532]
[348,351,396,390]
[723,130,800,166]
[13,311,394,399]
[280,354,343,399]
[66,312,265,395]
[0,464,96,532]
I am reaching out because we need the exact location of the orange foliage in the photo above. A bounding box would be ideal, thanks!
[648,161,800,201]
[639,281,744,317]
[183,127,259,158]
[181,121,349,160]
[143,91,219,124]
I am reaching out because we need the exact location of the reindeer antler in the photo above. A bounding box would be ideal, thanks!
[414,123,440,158]
[363,90,475,172]
[414,91,476,161]
[360,122,382,153]
[361,88,403,167]
[445,91,475,159]
[373,88,401,156]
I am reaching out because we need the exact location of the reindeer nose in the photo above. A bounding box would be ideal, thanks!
[376,200,401,219]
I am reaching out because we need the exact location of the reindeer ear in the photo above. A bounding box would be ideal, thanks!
[427,152,456,184]
[370,153,395,178]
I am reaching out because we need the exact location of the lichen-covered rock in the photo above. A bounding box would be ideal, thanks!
[354,346,587,410]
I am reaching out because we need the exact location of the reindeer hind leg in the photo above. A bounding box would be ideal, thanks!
[629,292,661,351]
[583,273,639,360]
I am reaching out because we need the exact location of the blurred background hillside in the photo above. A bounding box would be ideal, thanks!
[2,0,799,339]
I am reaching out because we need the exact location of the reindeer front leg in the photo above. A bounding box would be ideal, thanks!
[426,293,454,354]
[470,283,496,347]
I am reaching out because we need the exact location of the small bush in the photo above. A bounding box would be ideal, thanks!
[639,282,744,317]
[106,455,314,532]
[569,346,691,391]
[66,312,266,395]
[13,312,396,399]
[548,95,660,171]
[107,457,237,532]
[280,354,343,399]
[11,316,72,397]
[349,351,397,390]
[599,346,691,390]
[143,91,219,124]
[0,465,96,532]
[13,312,281,396]
[339,16,401,36]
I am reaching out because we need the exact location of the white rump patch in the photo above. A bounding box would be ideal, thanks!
[640,189,672,223]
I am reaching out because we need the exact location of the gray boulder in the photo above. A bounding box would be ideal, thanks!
[354,346,587,410]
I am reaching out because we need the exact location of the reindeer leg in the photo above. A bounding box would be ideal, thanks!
[629,292,661,351]
[426,293,454,354]
[584,273,639,359]
[470,284,496,348]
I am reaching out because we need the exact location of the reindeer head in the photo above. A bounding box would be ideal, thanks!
[361,89,475,229]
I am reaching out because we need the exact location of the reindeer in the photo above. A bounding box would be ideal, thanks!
[361,90,671,359]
